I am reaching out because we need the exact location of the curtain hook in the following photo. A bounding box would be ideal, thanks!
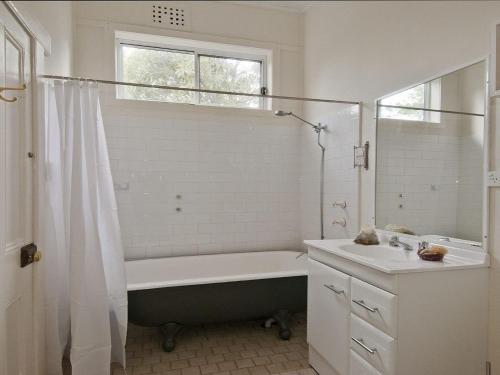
[0,84,26,103]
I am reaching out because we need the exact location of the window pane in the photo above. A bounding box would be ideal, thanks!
[199,55,261,108]
[380,84,425,121]
[120,44,195,103]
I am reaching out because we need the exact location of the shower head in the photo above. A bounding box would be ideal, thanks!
[274,110,292,117]
[274,110,327,133]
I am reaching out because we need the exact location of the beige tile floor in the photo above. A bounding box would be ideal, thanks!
[117,315,315,375]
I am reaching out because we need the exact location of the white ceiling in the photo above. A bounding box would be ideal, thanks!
[229,1,314,13]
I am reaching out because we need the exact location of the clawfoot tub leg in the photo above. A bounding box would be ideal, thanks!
[273,309,291,340]
[160,322,182,352]
[262,317,276,328]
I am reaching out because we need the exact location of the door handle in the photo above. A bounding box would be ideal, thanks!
[352,299,378,313]
[352,337,377,354]
[20,243,41,267]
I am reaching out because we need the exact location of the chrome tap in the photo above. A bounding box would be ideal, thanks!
[389,236,413,251]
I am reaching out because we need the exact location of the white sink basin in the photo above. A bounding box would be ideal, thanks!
[338,244,418,262]
[304,239,489,274]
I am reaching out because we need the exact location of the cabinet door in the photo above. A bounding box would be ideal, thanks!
[350,350,382,375]
[350,314,396,375]
[307,258,350,375]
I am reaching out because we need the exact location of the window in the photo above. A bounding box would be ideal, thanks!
[379,79,441,122]
[120,44,196,103]
[199,55,262,108]
[116,34,268,109]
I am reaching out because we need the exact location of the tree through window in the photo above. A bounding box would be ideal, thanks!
[117,41,267,109]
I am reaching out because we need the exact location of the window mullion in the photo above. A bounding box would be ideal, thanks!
[195,51,200,105]
[424,83,431,122]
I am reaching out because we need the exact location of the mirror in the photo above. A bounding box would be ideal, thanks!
[375,61,486,246]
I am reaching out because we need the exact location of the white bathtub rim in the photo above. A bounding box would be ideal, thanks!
[127,270,307,291]
[126,250,308,291]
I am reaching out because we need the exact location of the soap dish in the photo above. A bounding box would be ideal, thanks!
[417,244,447,262]
[417,251,444,262]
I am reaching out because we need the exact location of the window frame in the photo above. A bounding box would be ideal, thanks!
[115,37,268,109]
[379,80,441,123]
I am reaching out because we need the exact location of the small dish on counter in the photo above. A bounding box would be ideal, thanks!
[417,243,448,262]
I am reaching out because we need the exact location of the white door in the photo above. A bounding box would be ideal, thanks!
[0,4,35,375]
[307,259,351,375]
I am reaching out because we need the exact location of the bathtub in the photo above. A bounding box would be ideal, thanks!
[126,250,308,351]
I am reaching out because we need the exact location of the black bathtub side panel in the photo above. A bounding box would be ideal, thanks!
[128,276,307,326]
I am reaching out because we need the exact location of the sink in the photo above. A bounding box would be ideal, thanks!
[338,244,417,262]
[304,238,489,273]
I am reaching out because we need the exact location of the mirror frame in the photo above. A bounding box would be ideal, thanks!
[373,57,490,252]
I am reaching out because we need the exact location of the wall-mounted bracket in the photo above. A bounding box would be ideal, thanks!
[354,141,369,170]
[487,171,500,187]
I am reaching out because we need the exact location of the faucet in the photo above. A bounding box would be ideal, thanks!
[389,236,413,251]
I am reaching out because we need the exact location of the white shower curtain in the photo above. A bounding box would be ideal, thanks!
[37,80,128,375]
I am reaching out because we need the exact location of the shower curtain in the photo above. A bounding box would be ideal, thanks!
[37,80,128,375]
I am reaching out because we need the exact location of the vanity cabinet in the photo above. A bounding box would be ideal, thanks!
[306,245,489,375]
[307,259,350,375]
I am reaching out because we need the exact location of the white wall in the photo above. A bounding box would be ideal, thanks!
[303,1,500,227]
[302,1,500,371]
[103,99,301,259]
[376,62,485,242]
[73,1,303,98]
[14,1,74,75]
[73,1,307,259]
[299,103,360,244]
[456,63,485,241]
[376,117,461,237]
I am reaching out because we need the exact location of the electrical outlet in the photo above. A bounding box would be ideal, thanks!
[488,171,500,187]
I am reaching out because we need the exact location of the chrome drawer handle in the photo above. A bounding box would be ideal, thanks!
[352,337,377,354]
[352,299,379,313]
[324,284,345,295]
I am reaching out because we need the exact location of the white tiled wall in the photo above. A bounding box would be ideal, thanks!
[300,104,360,243]
[376,118,460,236]
[456,118,484,241]
[376,62,485,242]
[489,97,500,372]
[376,116,483,241]
[102,102,302,259]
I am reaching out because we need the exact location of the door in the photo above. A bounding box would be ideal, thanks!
[0,4,34,375]
[307,258,351,375]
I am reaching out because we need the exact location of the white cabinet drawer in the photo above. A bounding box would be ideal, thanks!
[350,314,396,375]
[350,350,382,375]
[351,277,398,337]
[308,259,350,375]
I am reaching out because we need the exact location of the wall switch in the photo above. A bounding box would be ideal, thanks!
[487,171,500,187]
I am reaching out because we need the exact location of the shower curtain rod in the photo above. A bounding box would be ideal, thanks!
[39,74,360,105]
[377,103,484,117]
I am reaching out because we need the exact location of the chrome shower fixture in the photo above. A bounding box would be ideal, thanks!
[274,109,328,240]
[273,110,327,133]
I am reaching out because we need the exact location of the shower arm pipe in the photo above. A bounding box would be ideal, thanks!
[39,74,361,105]
[290,113,323,130]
